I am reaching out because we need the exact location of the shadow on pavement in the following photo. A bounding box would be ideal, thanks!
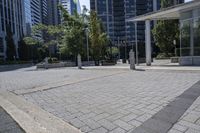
[0,64,34,72]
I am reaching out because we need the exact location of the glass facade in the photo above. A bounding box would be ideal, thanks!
[24,0,32,36]
[0,0,25,58]
[41,0,48,25]
[90,0,114,42]
[47,0,61,25]
[30,0,41,25]
[180,8,200,56]
[61,0,81,15]
[90,0,162,46]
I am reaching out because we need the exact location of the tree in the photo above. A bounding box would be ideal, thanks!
[32,23,63,57]
[89,11,109,62]
[23,36,46,61]
[58,5,85,61]
[6,27,16,60]
[18,38,29,60]
[152,0,179,56]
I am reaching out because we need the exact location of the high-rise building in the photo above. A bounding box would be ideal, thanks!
[30,0,42,26]
[23,0,41,37]
[24,0,49,38]
[0,0,25,59]
[90,0,114,41]
[91,0,159,46]
[24,0,32,36]
[47,0,61,25]
[61,0,81,15]
[90,0,184,47]
[41,0,48,25]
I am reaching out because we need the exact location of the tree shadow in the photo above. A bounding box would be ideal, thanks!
[0,64,34,72]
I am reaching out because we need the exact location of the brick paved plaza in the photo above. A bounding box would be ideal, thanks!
[0,66,200,133]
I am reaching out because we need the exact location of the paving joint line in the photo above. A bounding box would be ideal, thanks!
[13,71,127,95]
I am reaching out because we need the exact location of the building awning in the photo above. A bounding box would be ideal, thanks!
[128,1,200,22]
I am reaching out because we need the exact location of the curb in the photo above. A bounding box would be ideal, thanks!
[0,91,81,133]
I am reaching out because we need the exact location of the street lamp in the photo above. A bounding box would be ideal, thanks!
[85,28,89,62]
[135,22,139,65]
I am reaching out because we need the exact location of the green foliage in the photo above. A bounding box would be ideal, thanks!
[108,47,119,56]
[6,27,16,61]
[152,0,179,56]
[58,5,86,60]
[89,11,109,61]
[156,53,174,59]
[23,37,40,46]
[161,0,175,8]
[20,5,109,62]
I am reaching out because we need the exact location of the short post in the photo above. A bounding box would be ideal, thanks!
[77,54,82,69]
[129,50,135,70]
[45,57,48,69]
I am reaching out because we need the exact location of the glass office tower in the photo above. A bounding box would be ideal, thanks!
[0,0,25,59]
[61,0,81,15]
[47,0,61,25]
[90,0,161,46]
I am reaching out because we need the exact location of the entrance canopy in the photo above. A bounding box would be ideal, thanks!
[128,1,200,22]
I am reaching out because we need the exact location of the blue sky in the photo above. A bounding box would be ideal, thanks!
[79,0,90,10]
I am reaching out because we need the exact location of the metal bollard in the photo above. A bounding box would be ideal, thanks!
[129,50,135,70]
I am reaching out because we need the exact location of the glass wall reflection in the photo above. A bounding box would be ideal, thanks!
[180,8,200,57]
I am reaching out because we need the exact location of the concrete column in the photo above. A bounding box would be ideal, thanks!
[145,20,152,66]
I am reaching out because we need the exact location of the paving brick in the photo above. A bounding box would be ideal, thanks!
[113,120,133,131]
[84,119,101,129]
[98,119,116,131]
[178,120,200,131]
[93,113,110,121]
[7,67,200,133]
[69,118,85,128]
[128,120,142,127]
[183,114,199,123]
[168,129,183,133]
[121,114,138,122]
[173,124,188,132]
[109,128,126,133]
[185,129,200,133]
[106,113,124,122]
[79,112,97,121]
[136,114,152,122]
[89,127,108,133]
[80,126,92,133]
